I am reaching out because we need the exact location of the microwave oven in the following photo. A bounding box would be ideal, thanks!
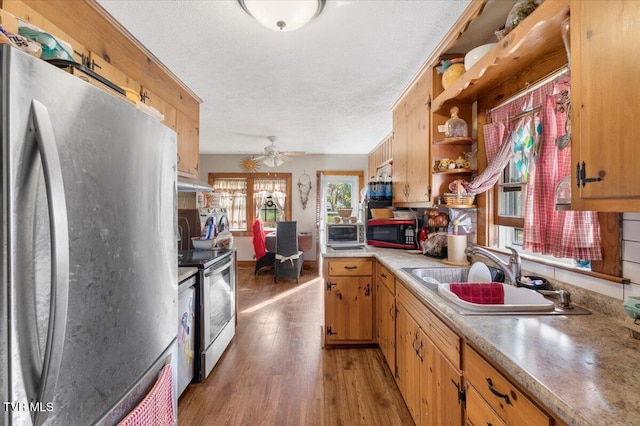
[326,223,366,246]
[366,219,416,249]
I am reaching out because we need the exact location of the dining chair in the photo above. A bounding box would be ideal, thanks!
[252,219,275,275]
[274,221,304,283]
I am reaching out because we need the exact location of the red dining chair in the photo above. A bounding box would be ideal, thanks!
[252,219,275,275]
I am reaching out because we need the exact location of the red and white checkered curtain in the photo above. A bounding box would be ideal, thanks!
[487,77,602,260]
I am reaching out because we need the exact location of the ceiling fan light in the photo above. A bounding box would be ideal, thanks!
[239,0,325,32]
[263,156,277,167]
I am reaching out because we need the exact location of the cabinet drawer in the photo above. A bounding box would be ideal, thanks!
[465,346,551,426]
[376,262,394,292]
[328,259,372,276]
[465,384,507,426]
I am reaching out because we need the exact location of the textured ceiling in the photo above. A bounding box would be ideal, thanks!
[97,0,472,155]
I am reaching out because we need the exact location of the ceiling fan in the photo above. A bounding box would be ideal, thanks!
[253,136,305,167]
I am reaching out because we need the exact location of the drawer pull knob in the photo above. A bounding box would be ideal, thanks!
[380,273,387,278]
[344,265,358,270]
[486,378,512,406]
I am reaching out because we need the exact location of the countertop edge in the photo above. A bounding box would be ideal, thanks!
[322,245,640,426]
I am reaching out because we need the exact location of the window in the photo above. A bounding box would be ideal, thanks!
[209,173,292,235]
[485,76,620,279]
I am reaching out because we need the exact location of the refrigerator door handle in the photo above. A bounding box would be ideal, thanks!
[28,100,70,425]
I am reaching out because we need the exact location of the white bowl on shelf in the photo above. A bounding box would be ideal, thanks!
[191,237,216,250]
[464,43,497,71]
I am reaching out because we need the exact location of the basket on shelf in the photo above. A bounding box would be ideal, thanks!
[371,208,394,219]
[336,208,353,218]
[444,180,475,207]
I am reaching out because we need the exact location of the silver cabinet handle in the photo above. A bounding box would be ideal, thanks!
[29,100,70,426]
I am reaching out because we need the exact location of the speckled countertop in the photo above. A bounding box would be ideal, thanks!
[178,267,198,284]
[322,245,640,426]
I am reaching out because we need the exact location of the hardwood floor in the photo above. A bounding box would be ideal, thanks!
[178,267,413,425]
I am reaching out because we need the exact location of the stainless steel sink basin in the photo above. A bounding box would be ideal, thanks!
[401,267,590,316]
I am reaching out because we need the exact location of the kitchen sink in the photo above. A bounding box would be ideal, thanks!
[439,282,554,313]
[401,267,591,316]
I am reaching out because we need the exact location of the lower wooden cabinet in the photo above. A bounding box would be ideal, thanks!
[465,384,507,426]
[324,258,374,345]
[420,330,463,426]
[376,266,395,373]
[396,281,463,426]
[396,300,422,424]
[464,345,551,426]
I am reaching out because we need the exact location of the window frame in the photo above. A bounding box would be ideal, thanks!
[208,172,292,236]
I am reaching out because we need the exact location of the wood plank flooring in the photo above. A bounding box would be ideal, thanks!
[178,267,414,425]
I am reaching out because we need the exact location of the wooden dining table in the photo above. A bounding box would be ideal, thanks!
[264,232,313,253]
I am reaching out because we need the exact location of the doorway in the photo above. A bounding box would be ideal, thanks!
[316,171,365,248]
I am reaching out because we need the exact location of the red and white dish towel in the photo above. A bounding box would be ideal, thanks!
[448,283,505,305]
[118,365,175,426]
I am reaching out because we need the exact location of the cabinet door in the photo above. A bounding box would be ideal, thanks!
[406,97,431,203]
[377,280,395,373]
[392,106,409,203]
[419,330,462,426]
[572,0,640,211]
[395,302,421,424]
[176,111,200,177]
[325,277,373,343]
[142,88,178,132]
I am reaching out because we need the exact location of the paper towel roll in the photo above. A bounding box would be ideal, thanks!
[447,234,468,264]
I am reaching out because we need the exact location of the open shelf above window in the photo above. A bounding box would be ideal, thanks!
[431,0,570,113]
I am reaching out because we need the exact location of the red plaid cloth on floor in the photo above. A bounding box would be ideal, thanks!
[118,364,175,426]
[448,283,505,304]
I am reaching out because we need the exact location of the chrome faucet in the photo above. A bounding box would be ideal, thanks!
[465,245,521,286]
[537,289,573,309]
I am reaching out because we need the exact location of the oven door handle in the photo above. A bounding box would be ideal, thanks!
[204,255,233,277]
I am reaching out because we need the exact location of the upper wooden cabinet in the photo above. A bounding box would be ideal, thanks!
[176,111,199,177]
[2,0,202,178]
[570,0,640,212]
[368,133,393,179]
[392,70,432,205]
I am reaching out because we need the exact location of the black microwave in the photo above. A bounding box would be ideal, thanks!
[366,219,416,249]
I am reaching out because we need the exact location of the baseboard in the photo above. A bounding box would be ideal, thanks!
[238,259,318,270]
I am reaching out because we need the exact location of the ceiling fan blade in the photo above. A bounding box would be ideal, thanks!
[282,151,305,156]
[280,155,294,163]
[253,155,266,161]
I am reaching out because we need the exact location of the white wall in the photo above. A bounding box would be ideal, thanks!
[200,153,369,262]
[622,213,640,299]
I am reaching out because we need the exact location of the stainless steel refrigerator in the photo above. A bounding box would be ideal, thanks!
[0,45,178,425]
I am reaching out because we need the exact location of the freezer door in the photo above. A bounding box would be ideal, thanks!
[1,46,177,425]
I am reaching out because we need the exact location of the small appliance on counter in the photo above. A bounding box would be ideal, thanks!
[366,218,416,249]
[326,222,366,247]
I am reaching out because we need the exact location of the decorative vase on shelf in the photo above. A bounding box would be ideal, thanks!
[444,106,468,138]
[437,58,465,90]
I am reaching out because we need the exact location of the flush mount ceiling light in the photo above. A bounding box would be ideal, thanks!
[238,0,326,32]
